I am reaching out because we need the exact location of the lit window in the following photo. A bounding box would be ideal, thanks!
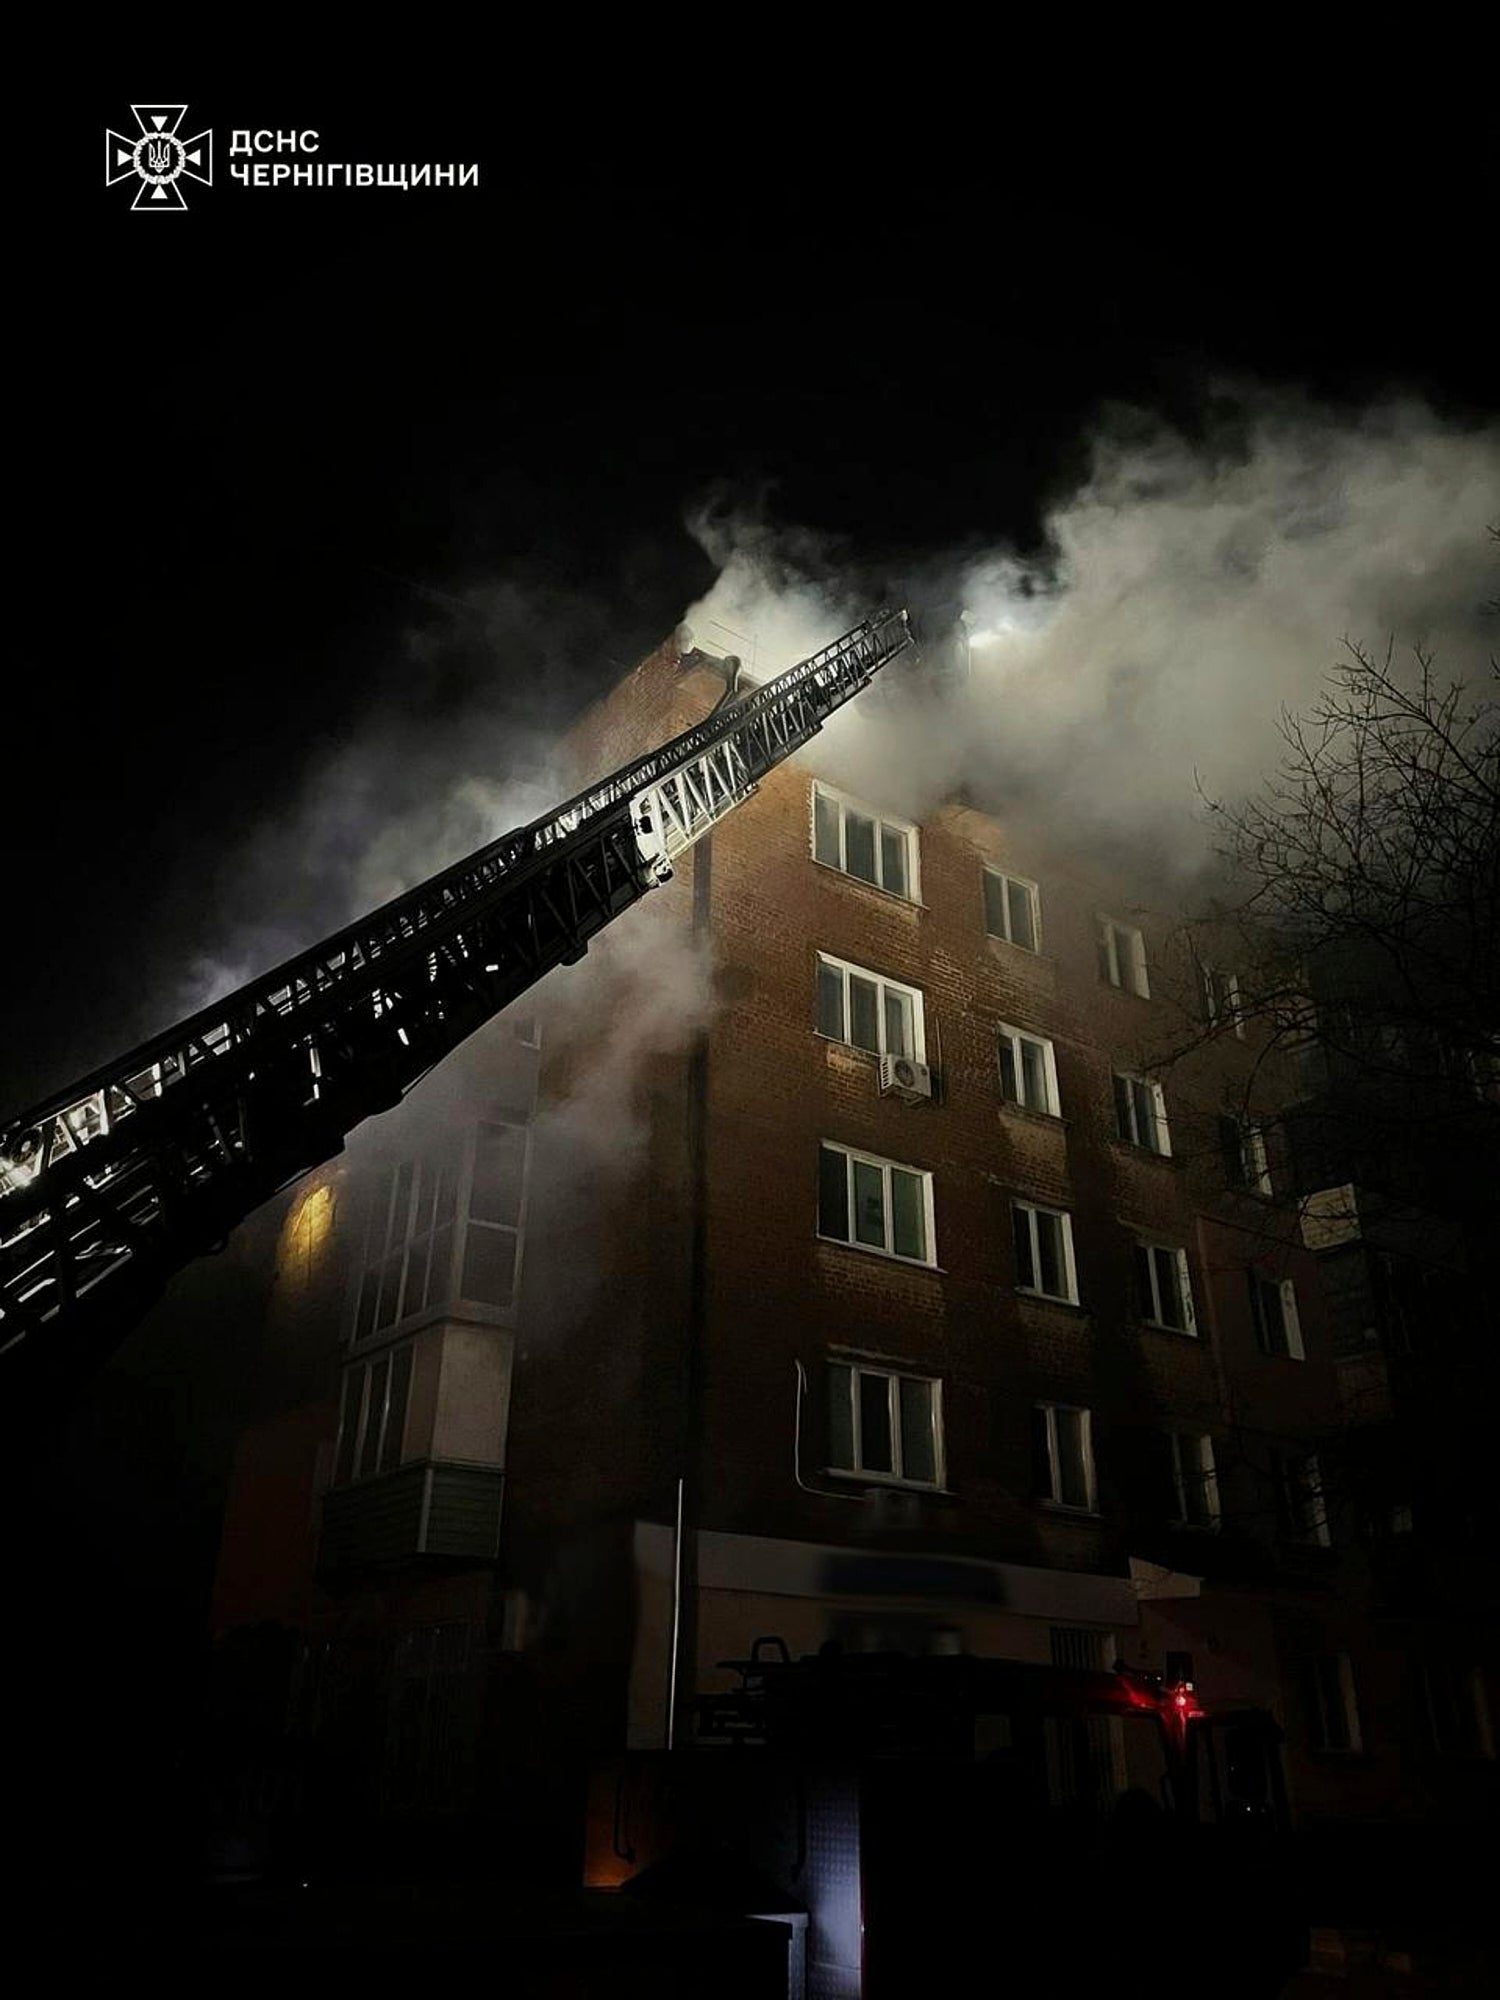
[1219,1115,1273,1195]
[1097,916,1150,998]
[1249,1271,1305,1359]
[1136,1242,1197,1334]
[1282,1451,1330,1545]
[983,867,1040,952]
[816,953,925,1060]
[828,1361,943,1486]
[333,1343,414,1486]
[1198,963,1245,1038]
[996,1024,1061,1116]
[1012,1201,1079,1304]
[1168,1432,1219,1527]
[812,782,919,900]
[1034,1403,1096,1512]
[1113,1072,1171,1155]
[818,1142,935,1264]
[1301,1652,1361,1753]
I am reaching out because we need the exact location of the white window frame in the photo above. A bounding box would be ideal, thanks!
[1012,1200,1079,1304]
[1037,1402,1097,1513]
[816,951,927,1062]
[1168,1432,1220,1528]
[1097,916,1150,998]
[1199,963,1246,1039]
[1137,1241,1197,1335]
[1232,1117,1273,1196]
[811,780,921,902]
[818,1140,937,1266]
[1284,1450,1331,1546]
[982,866,1042,953]
[350,1119,529,1344]
[1304,1652,1362,1754]
[333,1342,414,1487]
[1250,1271,1306,1360]
[827,1361,945,1489]
[997,1023,1062,1117]
[1113,1071,1171,1156]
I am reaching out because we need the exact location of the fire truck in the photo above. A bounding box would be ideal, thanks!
[592,1639,1307,1997]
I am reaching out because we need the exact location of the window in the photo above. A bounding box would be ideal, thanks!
[1249,1271,1305,1359]
[1168,1432,1219,1527]
[1301,1652,1361,1753]
[816,953,925,1060]
[1219,1115,1273,1195]
[1282,1451,1330,1546]
[1198,963,1245,1037]
[828,1362,943,1486]
[983,868,1040,952]
[1012,1201,1079,1303]
[818,1142,934,1264]
[1033,1403,1097,1512]
[1113,1072,1171,1155]
[1049,1626,1111,1671]
[998,1024,1061,1116]
[352,1120,528,1340]
[354,1148,461,1340]
[462,1119,527,1308]
[333,1343,414,1486]
[1097,916,1150,997]
[1136,1243,1197,1334]
[1421,1662,1495,1760]
[812,782,919,900]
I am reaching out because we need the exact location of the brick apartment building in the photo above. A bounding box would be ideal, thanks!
[207,629,1495,1892]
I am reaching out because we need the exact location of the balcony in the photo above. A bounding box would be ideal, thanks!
[319,1459,504,1571]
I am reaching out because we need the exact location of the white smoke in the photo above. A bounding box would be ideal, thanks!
[684,393,1500,877]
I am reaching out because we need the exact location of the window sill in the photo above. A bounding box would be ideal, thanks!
[1142,1320,1200,1341]
[816,1233,944,1275]
[811,857,925,910]
[1099,981,1153,1003]
[1110,1140,1178,1167]
[817,1032,928,1067]
[998,1101,1067,1129]
[1015,1288,1086,1314]
[983,936,1050,963]
[1036,1500,1102,1520]
[823,1466,952,1495]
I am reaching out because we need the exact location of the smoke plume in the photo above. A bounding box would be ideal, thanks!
[686,392,1499,879]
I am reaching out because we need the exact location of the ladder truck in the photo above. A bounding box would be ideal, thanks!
[0,609,912,1392]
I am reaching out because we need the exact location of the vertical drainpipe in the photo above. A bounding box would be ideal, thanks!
[667,827,712,1751]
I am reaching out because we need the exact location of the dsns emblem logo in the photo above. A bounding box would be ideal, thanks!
[105,105,212,210]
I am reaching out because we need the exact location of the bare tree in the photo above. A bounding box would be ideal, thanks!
[1201,638,1497,1095]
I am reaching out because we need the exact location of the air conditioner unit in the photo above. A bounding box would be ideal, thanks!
[878,1053,933,1103]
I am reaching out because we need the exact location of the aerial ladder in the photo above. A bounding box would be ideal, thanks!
[0,611,911,1387]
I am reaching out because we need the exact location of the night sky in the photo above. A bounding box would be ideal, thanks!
[12,102,1495,1111]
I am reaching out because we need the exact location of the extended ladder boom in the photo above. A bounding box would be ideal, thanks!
[0,610,910,1376]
